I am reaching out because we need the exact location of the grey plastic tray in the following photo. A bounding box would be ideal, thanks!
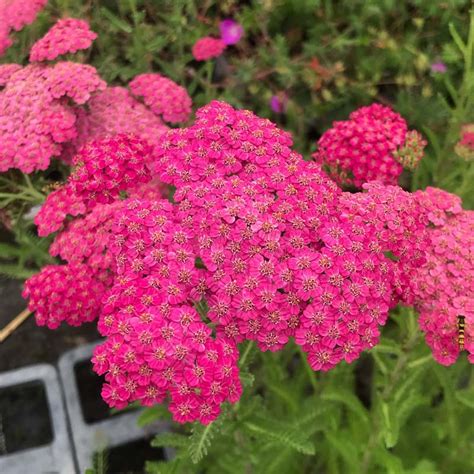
[0,364,76,474]
[58,341,171,472]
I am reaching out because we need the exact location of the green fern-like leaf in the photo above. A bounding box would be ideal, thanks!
[188,417,222,464]
[151,432,188,449]
[145,459,181,474]
[243,417,315,455]
[0,263,36,279]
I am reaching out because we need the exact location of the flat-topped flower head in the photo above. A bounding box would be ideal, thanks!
[0,0,47,56]
[411,189,474,365]
[69,134,154,210]
[0,63,22,86]
[23,263,111,329]
[314,103,426,188]
[30,18,97,62]
[64,87,168,161]
[129,73,192,124]
[192,36,226,61]
[0,63,105,172]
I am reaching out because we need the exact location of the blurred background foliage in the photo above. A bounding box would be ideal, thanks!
[3,0,473,207]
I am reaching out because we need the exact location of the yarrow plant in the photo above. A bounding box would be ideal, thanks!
[0,0,47,55]
[192,36,226,61]
[0,18,191,173]
[22,99,472,426]
[314,103,427,188]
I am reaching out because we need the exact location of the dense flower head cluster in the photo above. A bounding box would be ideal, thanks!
[455,123,474,161]
[339,182,428,305]
[93,199,242,423]
[49,201,122,271]
[69,134,153,210]
[192,36,226,61]
[153,101,427,370]
[24,100,473,424]
[0,62,105,172]
[410,188,474,365]
[393,130,427,170]
[1,17,194,172]
[129,73,192,124]
[0,63,22,85]
[23,263,110,329]
[314,103,425,188]
[0,0,47,55]
[34,184,86,237]
[65,87,168,160]
[154,100,296,187]
[30,18,97,62]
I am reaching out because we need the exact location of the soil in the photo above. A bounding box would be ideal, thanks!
[0,278,100,372]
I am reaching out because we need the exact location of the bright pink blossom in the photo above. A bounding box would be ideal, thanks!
[129,73,192,123]
[411,188,474,365]
[23,263,110,329]
[314,103,425,188]
[192,36,226,61]
[30,18,97,62]
[69,134,154,210]
[0,0,47,56]
[0,63,105,172]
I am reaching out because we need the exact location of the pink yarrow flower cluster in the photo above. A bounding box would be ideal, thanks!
[28,134,165,330]
[0,17,107,172]
[30,18,97,62]
[314,103,426,188]
[411,188,474,365]
[24,102,469,424]
[129,73,192,124]
[0,0,47,55]
[1,16,192,172]
[0,63,105,172]
[192,36,226,61]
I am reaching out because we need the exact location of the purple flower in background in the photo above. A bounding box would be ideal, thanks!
[270,93,288,114]
[219,19,243,45]
[431,61,447,74]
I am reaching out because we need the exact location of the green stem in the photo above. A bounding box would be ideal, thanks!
[297,345,318,393]
[239,340,254,368]
[360,324,421,473]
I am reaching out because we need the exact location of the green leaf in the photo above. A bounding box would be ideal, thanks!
[243,417,315,455]
[151,432,188,449]
[100,7,133,33]
[321,387,370,434]
[381,402,400,449]
[137,405,171,427]
[0,263,36,279]
[145,459,181,474]
[188,419,222,463]
[325,430,359,468]
[405,459,440,474]
[455,388,474,409]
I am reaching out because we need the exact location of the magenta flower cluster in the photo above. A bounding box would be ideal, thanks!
[314,103,426,188]
[129,73,192,124]
[0,18,192,173]
[410,188,474,365]
[191,18,243,61]
[29,18,97,62]
[22,99,469,425]
[192,37,226,61]
[0,0,47,55]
